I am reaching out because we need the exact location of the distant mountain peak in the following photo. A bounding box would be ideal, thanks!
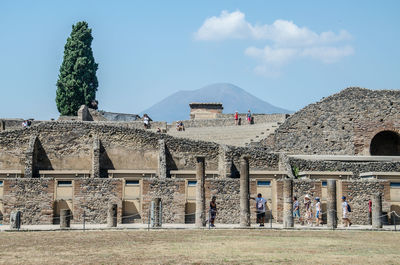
[141,83,291,122]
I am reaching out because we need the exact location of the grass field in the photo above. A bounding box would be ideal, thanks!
[0,229,399,264]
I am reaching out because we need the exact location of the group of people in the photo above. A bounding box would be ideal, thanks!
[293,195,323,226]
[293,195,352,227]
[22,119,32,128]
[234,110,253,125]
[207,193,353,228]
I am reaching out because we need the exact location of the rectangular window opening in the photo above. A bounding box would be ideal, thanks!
[390,182,400,188]
[57,180,72,187]
[188,180,197,186]
[322,181,327,187]
[257,180,271,186]
[0,180,3,186]
[126,180,140,185]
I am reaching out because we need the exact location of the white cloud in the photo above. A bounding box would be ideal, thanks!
[195,10,354,76]
[194,11,251,40]
[301,45,354,63]
[245,46,298,66]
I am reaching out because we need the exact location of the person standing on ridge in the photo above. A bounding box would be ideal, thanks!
[234,111,239,125]
[247,110,252,124]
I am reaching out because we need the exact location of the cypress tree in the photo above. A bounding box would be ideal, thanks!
[56,21,98,116]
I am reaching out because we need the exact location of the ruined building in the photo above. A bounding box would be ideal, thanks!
[0,87,399,225]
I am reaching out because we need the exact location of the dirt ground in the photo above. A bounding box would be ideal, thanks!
[0,229,399,264]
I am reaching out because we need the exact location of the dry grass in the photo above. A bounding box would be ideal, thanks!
[0,229,399,264]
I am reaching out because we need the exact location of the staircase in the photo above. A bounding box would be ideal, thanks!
[167,122,279,147]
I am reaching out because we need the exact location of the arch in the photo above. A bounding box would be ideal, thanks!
[370,130,400,156]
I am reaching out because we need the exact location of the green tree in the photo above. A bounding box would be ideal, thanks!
[56,21,98,116]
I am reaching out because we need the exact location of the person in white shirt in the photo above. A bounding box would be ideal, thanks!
[315,197,322,226]
[342,196,352,227]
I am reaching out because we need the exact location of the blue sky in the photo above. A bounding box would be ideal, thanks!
[1,1,399,120]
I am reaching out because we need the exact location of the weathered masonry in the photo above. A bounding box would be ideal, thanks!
[1,87,400,226]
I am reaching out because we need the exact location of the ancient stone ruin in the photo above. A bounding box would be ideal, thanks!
[0,87,399,226]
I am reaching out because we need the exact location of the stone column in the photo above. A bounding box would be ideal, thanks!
[107,203,118,227]
[372,193,383,229]
[92,137,100,178]
[195,156,206,227]
[158,140,167,178]
[327,179,337,229]
[60,209,71,229]
[152,198,162,227]
[240,155,250,227]
[0,120,4,131]
[283,179,294,228]
[10,211,21,230]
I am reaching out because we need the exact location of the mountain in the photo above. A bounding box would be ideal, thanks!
[140,83,292,122]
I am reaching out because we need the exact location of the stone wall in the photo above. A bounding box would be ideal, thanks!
[2,178,54,224]
[171,113,287,129]
[205,179,241,224]
[340,180,388,225]
[141,179,186,223]
[0,128,32,170]
[73,178,123,224]
[0,119,44,131]
[224,146,280,177]
[261,87,400,155]
[293,179,323,222]
[0,177,393,225]
[2,121,258,175]
[289,157,400,178]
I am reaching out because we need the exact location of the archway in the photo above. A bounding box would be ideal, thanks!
[370,131,400,156]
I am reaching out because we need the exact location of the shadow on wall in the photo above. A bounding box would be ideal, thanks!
[230,162,239,178]
[34,139,53,176]
[166,146,177,177]
[100,143,114,178]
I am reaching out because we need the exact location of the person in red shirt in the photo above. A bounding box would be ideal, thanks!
[234,111,239,125]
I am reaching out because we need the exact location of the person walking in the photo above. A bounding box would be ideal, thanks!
[209,196,217,227]
[315,197,322,226]
[293,196,302,225]
[304,195,312,225]
[342,196,352,227]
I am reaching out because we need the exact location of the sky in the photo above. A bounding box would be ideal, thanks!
[1,0,399,120]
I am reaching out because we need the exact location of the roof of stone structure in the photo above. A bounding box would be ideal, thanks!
[259,87,400,155]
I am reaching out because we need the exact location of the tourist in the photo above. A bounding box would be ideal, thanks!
[304,194,312,225]
[143,114,150,129]
[342,196,352,227]
[293,196,301,224]
[247,110,252,124]
[315,197,322,226]
[368,199,372,225]
[253,193,266,227]
[234,111,239,125]
[179,121,185,131]
[156,127,161,133]
[209,196,217,227]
